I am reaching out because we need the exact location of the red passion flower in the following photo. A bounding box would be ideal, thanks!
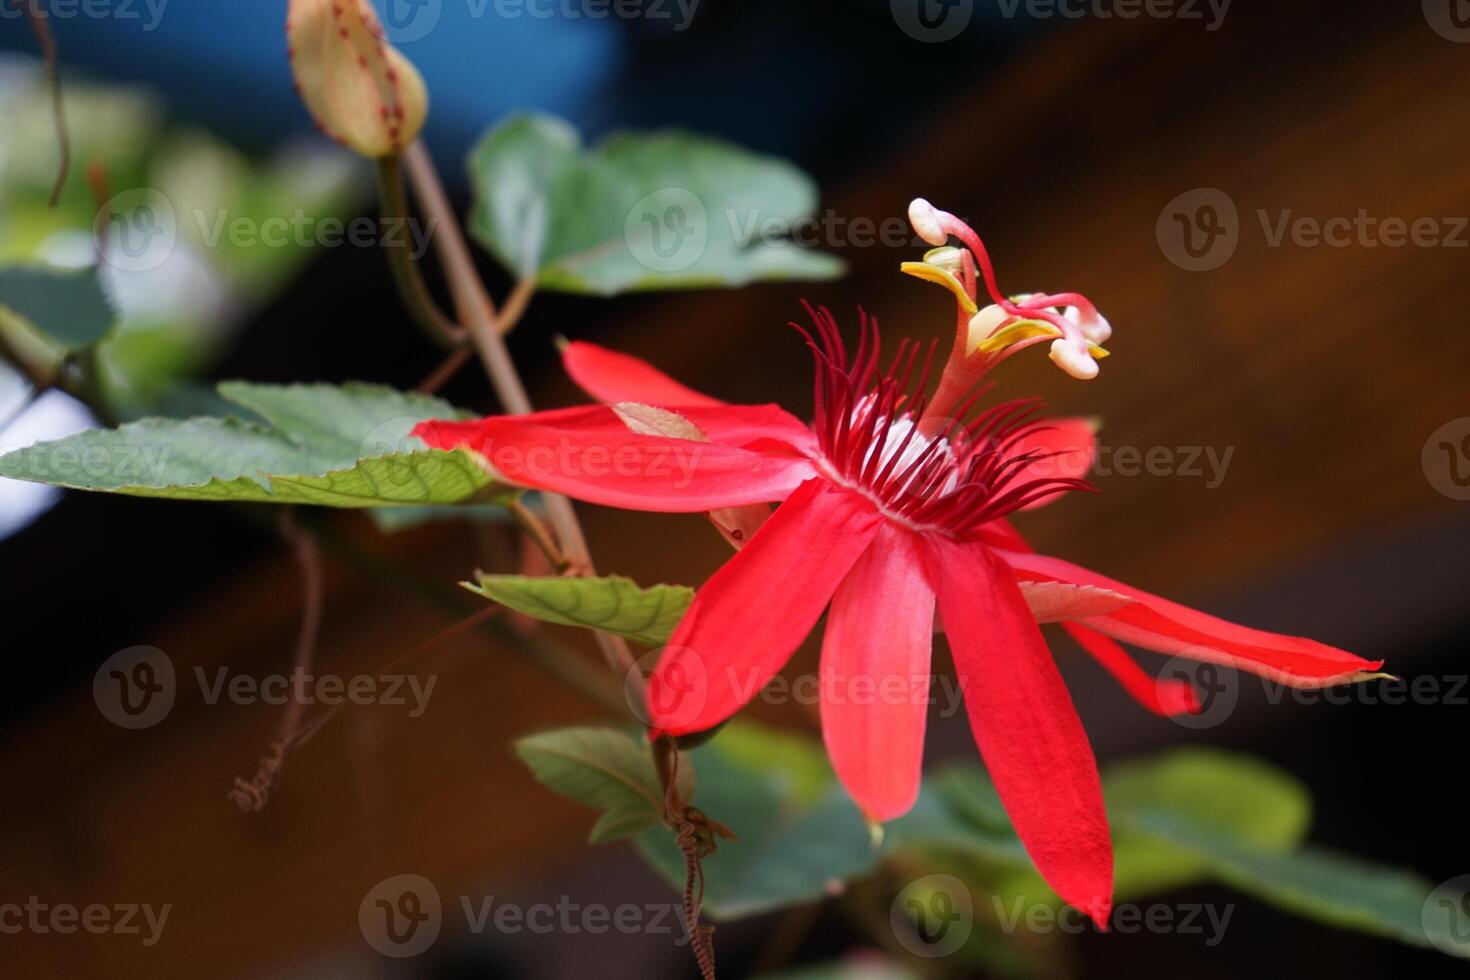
[414,199,1384,926]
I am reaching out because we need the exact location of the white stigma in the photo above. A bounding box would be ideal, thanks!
[908,198,948,247]
[1048,337,1100,380]
[1065,305,1112,345]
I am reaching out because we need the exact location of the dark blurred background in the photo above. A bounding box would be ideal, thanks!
[2,1,1469,977]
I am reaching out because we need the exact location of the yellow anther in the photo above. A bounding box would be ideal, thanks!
[899,261,978,314]
[970,316,1059,354]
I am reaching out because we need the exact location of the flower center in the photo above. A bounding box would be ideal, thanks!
[799,304,1092,533]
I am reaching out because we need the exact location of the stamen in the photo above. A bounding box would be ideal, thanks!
[796,308,1092,534]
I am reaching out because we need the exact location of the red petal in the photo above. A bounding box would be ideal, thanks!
[678,405,817,455]
[1063,623,1200,717]
[414,415,815,512]
[648,481,881,734]
[431,401,816,457]
[997,418,1096,511]
[924,536,1112,927]
[563,341,724,407]
[995,549,1384,686]
[821,523,936,823]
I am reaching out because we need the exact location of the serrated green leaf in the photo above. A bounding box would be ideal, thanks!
[466,573,694,647]
[515,727,691,844]
[216,381,460,464]
[0,264,116,349]
[0,381,507,508]
[468,113,846,296]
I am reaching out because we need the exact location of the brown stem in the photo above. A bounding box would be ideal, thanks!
[509,497,569,573]
[375,154,467,350]
[263,604,503,767]
[229,508,324,812]
[399,141,715,975]
[400,141,636,680]
[416,345,474,394]
[19,1,69,206]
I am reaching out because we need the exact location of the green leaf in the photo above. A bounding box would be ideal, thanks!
[0,381,507,508]
[515,727,691,844]
[1103,747,1312,899]
[466,573,694,647]
[1120,807,1468,956]
[0,264,116,349]
[1106,748,1312,852]
[468,113,846,296]
[636,721,880,919]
